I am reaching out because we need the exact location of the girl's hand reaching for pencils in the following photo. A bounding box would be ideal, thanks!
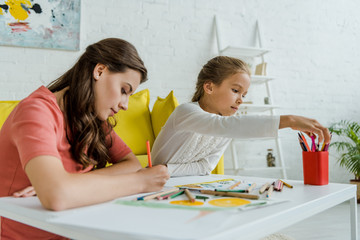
[137,165,170,192]
[279,115,331,144]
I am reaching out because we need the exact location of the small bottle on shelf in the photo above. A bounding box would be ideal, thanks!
[266,149,276,167]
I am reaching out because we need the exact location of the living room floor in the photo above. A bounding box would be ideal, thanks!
[277,202,359,240]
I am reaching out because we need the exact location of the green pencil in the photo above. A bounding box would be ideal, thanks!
[195,195,209,202]
[216,189,246,193]
[170,190,185,199]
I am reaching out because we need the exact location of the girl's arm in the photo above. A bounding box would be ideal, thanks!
[24,155,169,211]
[174,104,330,142]
[173,103,279,139]
[279,115,331,143]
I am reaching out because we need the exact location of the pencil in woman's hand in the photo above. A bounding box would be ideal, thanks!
[146,140,152,167]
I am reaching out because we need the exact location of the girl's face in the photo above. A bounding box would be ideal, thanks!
[93,64,141,121]
[202,72,251,116]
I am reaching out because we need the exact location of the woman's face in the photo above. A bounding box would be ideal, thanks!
[93,64,141,121]
[203,72,251,116]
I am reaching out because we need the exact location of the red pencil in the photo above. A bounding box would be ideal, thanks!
[146,140,152,167]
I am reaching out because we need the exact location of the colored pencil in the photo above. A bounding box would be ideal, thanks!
[323,133,332,151]
[298,136,308,151]
[200,190,259,200]
[216,189,246,192]
[157,190,183,200]
[321,141,326,151]
[259,182,270,194]
[247,183,256,193]
[273,180,283,191]
[195,195,209,201]
[324,143,330,151]
[310,134,316,152]
[299,132,310,152]
[280,180,293,188]
[184,189,195,202]
[169,190,185,199]
[137,188,179,201]
[228,180,241,190]
[146,140,152,167]
[266,185,274,198]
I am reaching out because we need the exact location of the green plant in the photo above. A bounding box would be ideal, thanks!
[329,120,360,181]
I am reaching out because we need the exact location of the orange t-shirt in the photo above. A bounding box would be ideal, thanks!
[0,86,132,239]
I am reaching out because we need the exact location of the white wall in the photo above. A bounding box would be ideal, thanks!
[1,0,359,183]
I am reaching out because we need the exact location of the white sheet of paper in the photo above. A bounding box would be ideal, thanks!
[49,202,231,239]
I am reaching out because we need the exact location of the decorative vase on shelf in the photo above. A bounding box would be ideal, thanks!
[266,149,275,167]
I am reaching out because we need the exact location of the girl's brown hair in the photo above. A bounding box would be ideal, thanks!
[191,56,250,102]
[48,38,147,169]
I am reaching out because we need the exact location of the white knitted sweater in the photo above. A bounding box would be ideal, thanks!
[151,102,280,176]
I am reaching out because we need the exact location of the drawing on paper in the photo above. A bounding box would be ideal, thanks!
[208,198,250,207]
[115,178,286,211]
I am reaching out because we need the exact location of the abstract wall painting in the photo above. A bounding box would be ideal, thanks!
[0,0,80,51]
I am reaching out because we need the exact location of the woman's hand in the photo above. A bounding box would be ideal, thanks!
[137,165,170,193]
[279,115,331,143]
[13,186,36,197]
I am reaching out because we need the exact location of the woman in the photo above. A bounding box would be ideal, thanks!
[0,38,169,239]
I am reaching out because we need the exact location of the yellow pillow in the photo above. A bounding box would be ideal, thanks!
[112,89,155,155]
[211,155,224,174]
[136,154,149,168]
[151,91,179,138]
[0,101,19,130]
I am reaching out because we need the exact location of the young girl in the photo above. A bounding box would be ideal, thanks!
[151,56,330,176]
[0,38,169,239]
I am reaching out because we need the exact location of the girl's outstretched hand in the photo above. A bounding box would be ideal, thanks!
[137,165,170,193]
[13,186,36,197]
[279,115,331,143]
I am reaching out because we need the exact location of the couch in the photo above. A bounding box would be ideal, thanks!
[0,89,224,174]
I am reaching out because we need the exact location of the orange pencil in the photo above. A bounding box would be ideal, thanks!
[300,132,311,152]
[228,180,241,190]
[146,140,152,167]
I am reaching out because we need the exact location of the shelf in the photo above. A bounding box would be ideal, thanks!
[237,104,279,112]
[220,45,270,57]
[251,75,275,84]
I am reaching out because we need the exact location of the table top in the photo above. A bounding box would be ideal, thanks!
[0,175,357,240]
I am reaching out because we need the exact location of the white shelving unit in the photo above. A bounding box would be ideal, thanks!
[219,46,270,57]
[215,16,287,178]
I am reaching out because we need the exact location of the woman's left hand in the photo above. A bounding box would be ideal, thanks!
[13,186,36,197]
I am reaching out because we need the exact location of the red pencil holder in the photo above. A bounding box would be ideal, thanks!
[302,151,329,185]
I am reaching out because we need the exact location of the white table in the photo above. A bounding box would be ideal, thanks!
[0,175,358,240]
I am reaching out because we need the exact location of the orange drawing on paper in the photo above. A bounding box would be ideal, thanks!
[208,198,250,207]
[170,200,204,206]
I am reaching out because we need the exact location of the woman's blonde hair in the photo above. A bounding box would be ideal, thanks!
[192,56,250,102]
